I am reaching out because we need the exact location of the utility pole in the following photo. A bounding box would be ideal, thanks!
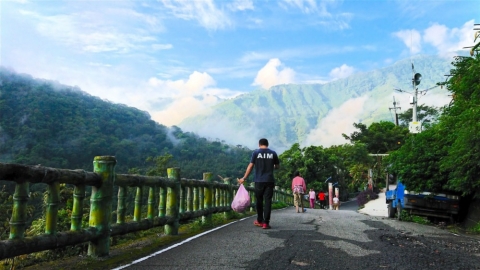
[410,63,422,133]
[395,64,422,133]
[389,96,401,126]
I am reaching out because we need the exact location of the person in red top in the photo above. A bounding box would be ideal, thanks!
[318,190,326,209]
[291,171,307,213]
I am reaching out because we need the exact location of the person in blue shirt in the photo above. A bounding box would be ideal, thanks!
[238,138,279,229]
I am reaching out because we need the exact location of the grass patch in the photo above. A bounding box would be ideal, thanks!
[398,210,430,225]
[272,201,289,209]
[467,221,480,234]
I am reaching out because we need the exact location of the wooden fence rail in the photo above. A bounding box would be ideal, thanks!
[0,156,292,260]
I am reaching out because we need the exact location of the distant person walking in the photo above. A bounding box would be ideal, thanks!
[333,195,340,210]
[238,138,279,229]
[309,189,316,209]
[291,171,306,213]
[318,190,326,209]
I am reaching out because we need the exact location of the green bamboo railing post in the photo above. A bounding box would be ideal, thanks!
[281,188,286,204]
[221,187,225,207]
[165,168,180,235]
[211,187,215,208]
[221,187,224,206]
[133,187,143,222]
[116,186,126,224]
[274,186,279,202]
[45,182,60,235]
[202,172,213,224]
[88,156,116,257]
[147,187,155,219]
[199,184,204,211]
[159,187,166,217]
[249,182,255,212]
[179,186,185,214]
[187,186,193,212]
[225,179,233,205]
[224,179,232,219]
[154,186,159,215]
[193,186,199,211]
[9,181,29,239]
[215,186,220,208]
[71,184,86,231]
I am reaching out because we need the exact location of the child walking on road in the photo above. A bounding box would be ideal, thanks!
[309,189,316,209]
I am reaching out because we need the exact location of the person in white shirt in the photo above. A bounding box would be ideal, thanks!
[333,195,340,210]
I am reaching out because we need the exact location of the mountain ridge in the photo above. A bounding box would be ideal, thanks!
[178,54,453,151]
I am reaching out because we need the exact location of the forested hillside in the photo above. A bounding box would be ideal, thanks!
[0,68,251,179]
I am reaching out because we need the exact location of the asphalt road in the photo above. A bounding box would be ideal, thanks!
[118,206,480,270]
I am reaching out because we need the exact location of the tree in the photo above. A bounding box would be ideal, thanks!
[387,125,449,193]
[276,143,374,195]
[438,54,480,193]
[342,121,408,154]
[145,153,175,176]
[397,104,440,130]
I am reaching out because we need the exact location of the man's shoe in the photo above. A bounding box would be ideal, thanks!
[253,220,264,227]
[262,223,271,229]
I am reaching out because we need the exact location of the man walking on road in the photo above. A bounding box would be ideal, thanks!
[238,138,279,229]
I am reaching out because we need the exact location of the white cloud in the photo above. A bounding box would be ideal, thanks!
[228,0,254,11]
[144,71,243,126]
[161,0,232,30]
[252,58,296,89]
[329,64,355,80]
[282,0,320,14]
[423,20,474,56]
[304,95,369,147]
[19,3,164,53]
[152,43,173,50]
[394,29,422,54]
[280,0,351,30]
[394,20,475,57]
[88,62,112,68]
[18,6,163,54]
[151,95,220,126]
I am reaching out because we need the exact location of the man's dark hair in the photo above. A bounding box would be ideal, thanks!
[259,138,269,146]
[294,171,300,177]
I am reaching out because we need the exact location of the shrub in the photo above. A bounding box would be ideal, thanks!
[467,221,480,234]
[356,189,379,207]
[398,210,430,225]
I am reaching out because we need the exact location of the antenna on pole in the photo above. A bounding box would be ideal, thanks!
[389,96,401,126]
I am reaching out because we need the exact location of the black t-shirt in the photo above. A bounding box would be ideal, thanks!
[249,148,279,182]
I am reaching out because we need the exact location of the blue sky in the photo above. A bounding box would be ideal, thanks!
[1,0,478,127]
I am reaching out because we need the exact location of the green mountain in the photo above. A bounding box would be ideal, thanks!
[0,68,251,178]
[178,55,453,151]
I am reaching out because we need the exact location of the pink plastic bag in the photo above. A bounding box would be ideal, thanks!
[231,184,251,212]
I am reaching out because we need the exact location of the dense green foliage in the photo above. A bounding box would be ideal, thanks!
[275,142,375,198]
[0,68,251,178]
[342,121,408,153]
[389,52,480,195]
